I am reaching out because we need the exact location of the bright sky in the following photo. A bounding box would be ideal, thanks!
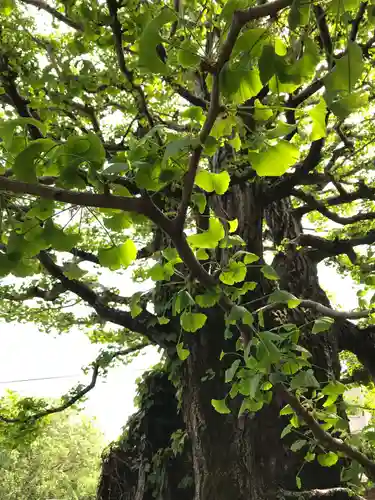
[0,262,162,443]
[0,322,161,442]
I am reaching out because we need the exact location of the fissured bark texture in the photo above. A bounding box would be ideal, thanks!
[180,185,343,500]
[99,184,345,500]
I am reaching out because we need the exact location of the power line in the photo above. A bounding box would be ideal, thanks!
[0,374,82,384]
[0,367,154,385]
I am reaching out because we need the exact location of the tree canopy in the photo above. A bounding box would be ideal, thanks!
[2,0,375,498]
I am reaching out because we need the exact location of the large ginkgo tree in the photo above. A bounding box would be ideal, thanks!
[1,0,375,498]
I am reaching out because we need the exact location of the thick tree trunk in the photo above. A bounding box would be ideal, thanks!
[182,321,263,500]
[179,186,344,500]
[98,186,348,500]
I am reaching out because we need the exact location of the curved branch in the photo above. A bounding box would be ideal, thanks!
[70,244,153,264]
[350,2,368,42]
[298,299,375,319]
[292,189,375,225]
[314,5,333,62]
[0,56,43,140]
[296,232,375,263]
[37,251,170,346]
[70,247,100,264]
[322,182,375,208]
[265,139,325,203]
[337,321,375,382]
[164,78,208,110]
[0,283,66,302]
[175,0,293,231]
[236,0,293,25]
[279,385,375,481]
[341,367,372,386]
[0,343,148,424]
[174,76,219,231]
[0,176,150,219]
[106,0,155,130]
[259,299,375,320]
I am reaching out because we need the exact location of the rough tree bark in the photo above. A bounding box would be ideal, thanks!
[99,182,353,500]
[178,184,344,500]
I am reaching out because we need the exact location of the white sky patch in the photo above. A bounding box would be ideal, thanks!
[0,322,161,442]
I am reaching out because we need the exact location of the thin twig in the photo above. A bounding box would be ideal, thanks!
[0,344,148,424]
[19,0,84,31]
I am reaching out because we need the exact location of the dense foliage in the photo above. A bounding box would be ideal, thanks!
[0,391,104,500]
[2,0,375,498]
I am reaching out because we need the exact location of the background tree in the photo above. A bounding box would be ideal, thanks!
[0,391,104,500]
[1,0,375,499]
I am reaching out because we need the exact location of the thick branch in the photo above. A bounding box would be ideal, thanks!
[338,322,375,382]
[175,0,293,230]
[19,0,84,31]
[292,189,375,225]
[341,367,372,385]
[279,386,375,480]
[350,2,368,42]
[0,343,147,424]
[314,5,333,62]
[322,182,375,208]
[0,176,150,219]
[265,139,325,203]
[260,299,375,320]
[0,177,224,320]
[296,232,375,263]
[0,56,43,140]
[236,0,293,24]
[279,487,365,499]
[37,251,169,345]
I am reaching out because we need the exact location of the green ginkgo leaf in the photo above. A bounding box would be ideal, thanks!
[195,170,230,195]
[317,452,338,467]
[43,220,79,252]
[309,98,327,141]
[138,9,176,74]
[177,40,200,68]
[268,290,301,308]
[325,42,363,96]
[180,312,207,332]
[219,261,247,285]
[249,141,299,176]
[211,398,231,414]
[0,118,47,149]
[98,240,137,270]
[13,139,55,182]
[188,218,225,249]
[312,317,334,334]
[177,342,190,361]
[261,265,279,280]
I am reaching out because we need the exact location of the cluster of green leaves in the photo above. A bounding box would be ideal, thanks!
[0,391,104,500]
